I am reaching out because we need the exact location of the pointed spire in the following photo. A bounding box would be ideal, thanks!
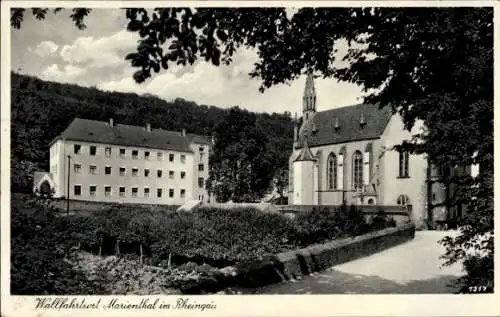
[303,70,316,97]
[303,70,317,119]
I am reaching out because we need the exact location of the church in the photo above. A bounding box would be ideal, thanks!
[288,72,445,228]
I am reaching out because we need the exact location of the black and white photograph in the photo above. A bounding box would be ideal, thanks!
[1,1,497,315]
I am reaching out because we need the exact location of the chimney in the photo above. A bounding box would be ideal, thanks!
[181,129,186,136]
[146,123,151,132]
[109,118,114,127]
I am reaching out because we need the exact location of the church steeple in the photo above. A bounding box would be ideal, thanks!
[303,70,316,121]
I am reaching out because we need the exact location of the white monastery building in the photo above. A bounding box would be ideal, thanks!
[288,72,457,228]
[35,118,212,205]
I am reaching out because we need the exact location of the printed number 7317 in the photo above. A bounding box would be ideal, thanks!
[468,285,488,293]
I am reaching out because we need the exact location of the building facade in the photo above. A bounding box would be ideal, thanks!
[35,118,212,205]
[288,72,452,228]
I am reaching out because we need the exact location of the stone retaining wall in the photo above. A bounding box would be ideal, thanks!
[179,223,416,293]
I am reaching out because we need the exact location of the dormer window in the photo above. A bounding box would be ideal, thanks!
[311,123,318,134]
[360,113,366,128]
[334,117,340,131]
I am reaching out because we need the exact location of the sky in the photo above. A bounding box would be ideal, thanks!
[11,8,366,115]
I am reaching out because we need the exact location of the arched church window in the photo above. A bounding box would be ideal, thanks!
[327,153,337,190]
[397,195,410,206]
[353,151,363,191]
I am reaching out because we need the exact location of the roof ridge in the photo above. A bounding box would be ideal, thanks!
[73,117,185,134]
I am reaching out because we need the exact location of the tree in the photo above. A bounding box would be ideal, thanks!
[12,7,493,291]
[209,107,272,202]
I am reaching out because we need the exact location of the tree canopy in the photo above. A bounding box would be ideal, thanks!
[12,6,493,291]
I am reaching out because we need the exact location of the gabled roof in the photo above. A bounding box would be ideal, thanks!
[297,103,392,148]
[186,133,212,146]
[50,118,208,152]
[294,139,316,162]
[34,171,52,187]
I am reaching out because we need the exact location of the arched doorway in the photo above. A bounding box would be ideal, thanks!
[39,180,53,198]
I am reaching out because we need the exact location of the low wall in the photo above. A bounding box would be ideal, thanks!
[276,205,413,227]
[179,223,416,293]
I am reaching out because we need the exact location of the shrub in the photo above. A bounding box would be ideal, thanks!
[293,205,372,246]
[11,195,107,294]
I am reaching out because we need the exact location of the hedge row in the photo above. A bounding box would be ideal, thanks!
[11,195,396,293]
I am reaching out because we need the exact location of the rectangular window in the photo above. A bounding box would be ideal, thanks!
[119,187,125,197]
[74,185,81,196]
[89,165,97,175]
[181,171,186,179]
[157,188,162,198]
[120,148,126,158]
[399,151,410,178]
[180,189,186,198]
[144,187,150,197]
[105,147,112,157]
[132,150,138,160]
[198,177,204,188]
[169,154,174,162]
[198,164,204,172]
[145,151,150,160]
[105,166,112,175]
[169,171,174,179]
[89,185,96,197]
[74,163,81,174]
[132,187,138,197]
[120,167,126,176]
[74,144,81,154]
[157,152,163,160]
[105,186,112,197]
[90,146,97,156]
[144,168,150,177]
[132,168,139,177]
[199,147,205,161]
[169,188,174,198]
[181,155,186,163]
[157,170,163,178]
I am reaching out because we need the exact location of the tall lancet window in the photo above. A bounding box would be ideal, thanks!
[327,153,337,190]
[399,151,410,178]
[353,151,363,191]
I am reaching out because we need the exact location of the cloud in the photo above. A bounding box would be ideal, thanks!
[29,41,59,57]
[41,64,86,82]
[97,45,365,114]
[59,30,139,68]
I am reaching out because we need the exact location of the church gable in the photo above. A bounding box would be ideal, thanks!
[297,103,392,148]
